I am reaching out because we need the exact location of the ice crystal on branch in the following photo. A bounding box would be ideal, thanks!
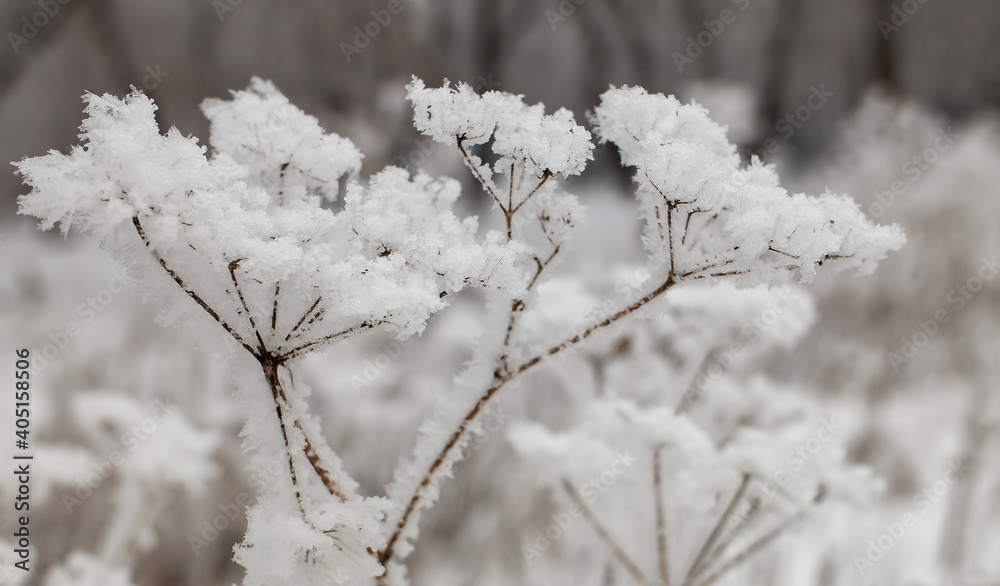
[592,86,906,283]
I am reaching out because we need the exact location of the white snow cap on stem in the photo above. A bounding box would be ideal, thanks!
[592,86,905,283]
[15,81,525,345]
[406,77,593,178]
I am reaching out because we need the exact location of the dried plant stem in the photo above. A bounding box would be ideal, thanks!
[561,479,647,584]
[682,473,751,586]
[653,444,671,585]
[136,214,347,508]
[691,509,806,586]
[379,274,677,565]
[132,215,257,357]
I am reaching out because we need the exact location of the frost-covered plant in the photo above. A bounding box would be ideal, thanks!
[509,283,883,586]
[15,78,903,584]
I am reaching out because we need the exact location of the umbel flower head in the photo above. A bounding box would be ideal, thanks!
[16,78,526,361]
[592,86,906,284]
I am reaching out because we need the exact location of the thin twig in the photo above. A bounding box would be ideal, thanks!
[682,473,751,586]
[379,275,677,565]
[561,479,647,584]
[653,444,671,585]
[691,509,806,586]
[280,321,378,362]
[284,296,323,342]
[268,359,347,504]
[264,357,306,516]
[510,170,553,215]
[271,282,280,332]
[228,259,267,353]
[132,216,258,358]
[457,136,499,205]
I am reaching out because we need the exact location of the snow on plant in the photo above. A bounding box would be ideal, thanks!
[15,77,903,584]
[509,283,882,585]
[36,390,219,586]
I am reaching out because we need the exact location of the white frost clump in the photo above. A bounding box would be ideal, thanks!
[16,79,524,346]
[592,86,906,283]
[407,77,592,178]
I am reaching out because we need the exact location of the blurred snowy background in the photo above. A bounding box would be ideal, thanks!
[1,1,998,585]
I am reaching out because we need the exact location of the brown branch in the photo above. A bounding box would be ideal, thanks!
[279,321,378,362]
[699,490,762,573]
[379,275,677,565]
[135,217,348,517]
[767,245,800,259]
[653,444,671,585]
[500,245,561,366]
[132,216,258,358]
[682,473,751,586]
[457,136,500,205]
[229,259,267,353]
[263,356,306,516]
[284,296,323,342]
[508,162,515,219]
[266,358,347,506]
[691,509,806,586]
[678,256,737,280]
[561,479,647,583]
[271,282,280,332]
[510,170,553,215]
[667,202,676,277]
[675,351,718,415]
[301,431,346,502]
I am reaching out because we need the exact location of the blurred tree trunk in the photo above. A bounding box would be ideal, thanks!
[0,1,87,101]
[872,0,899,91]
[756,0,803,139]
[675,0,721,78]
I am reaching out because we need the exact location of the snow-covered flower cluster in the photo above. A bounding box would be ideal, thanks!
[14,77,904,585]
[17,78,524,351]
[593,86,906,283]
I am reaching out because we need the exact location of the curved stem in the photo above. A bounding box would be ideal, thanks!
[379,275,677,565]
[132,215,258,358]
[562,479,647,583]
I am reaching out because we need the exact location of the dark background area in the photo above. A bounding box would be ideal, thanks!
[2,0,998,213]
